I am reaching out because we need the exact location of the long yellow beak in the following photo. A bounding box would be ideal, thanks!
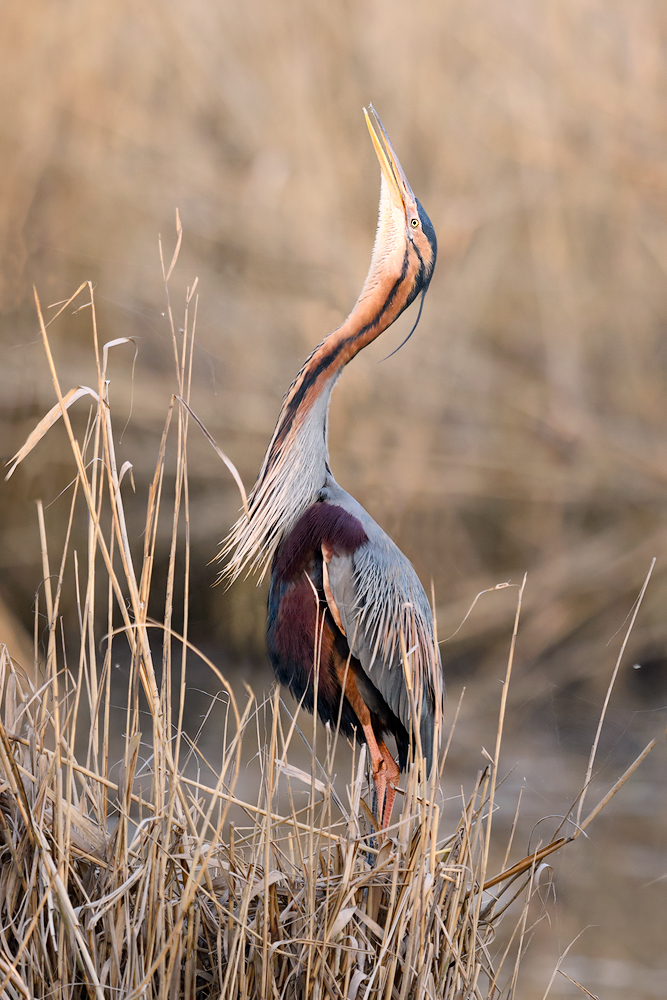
[363,105,417,215]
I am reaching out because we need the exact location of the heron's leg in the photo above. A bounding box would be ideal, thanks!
[378,741,400,830]
[363,726,389,828]
[333,661,389,825]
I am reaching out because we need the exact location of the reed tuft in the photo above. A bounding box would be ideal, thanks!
[0,256,652,999]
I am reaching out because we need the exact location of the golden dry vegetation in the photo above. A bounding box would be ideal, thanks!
[1,2,667,996]
[0,288,653,998]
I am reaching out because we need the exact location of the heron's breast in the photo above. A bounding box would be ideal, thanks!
[272,502,368,582]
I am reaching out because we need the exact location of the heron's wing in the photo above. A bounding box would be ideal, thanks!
[325,536,441,768]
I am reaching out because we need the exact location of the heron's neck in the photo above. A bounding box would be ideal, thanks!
[271,271,409,453]
[224,223,416,581]
[251,287,398,517]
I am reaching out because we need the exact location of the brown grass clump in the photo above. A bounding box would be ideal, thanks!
[0,258,655,999]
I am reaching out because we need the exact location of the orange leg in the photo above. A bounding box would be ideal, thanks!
[334,661,400,831]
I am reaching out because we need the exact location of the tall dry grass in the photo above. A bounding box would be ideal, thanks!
[0,260,655,999]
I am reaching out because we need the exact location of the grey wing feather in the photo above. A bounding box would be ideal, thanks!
[327,529,442,770]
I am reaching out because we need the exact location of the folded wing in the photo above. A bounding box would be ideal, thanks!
[324,523,442,772]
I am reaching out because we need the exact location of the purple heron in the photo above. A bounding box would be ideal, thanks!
[224,107,441,829]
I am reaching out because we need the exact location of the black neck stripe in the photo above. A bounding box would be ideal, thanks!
[273,245,413,440]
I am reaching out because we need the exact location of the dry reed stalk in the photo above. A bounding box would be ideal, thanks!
[0,251,655,999]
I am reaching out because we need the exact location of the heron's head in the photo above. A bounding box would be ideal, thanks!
[363,106,437,317]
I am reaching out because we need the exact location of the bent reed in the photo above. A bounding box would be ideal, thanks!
[0,253,654,999]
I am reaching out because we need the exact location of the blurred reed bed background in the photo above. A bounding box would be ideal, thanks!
[4,0,667,691]
[1,1,667,995]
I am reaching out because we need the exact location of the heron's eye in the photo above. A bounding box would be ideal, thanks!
[410,218,419,228]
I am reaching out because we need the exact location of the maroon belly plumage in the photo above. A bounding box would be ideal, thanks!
[267,499,410,769]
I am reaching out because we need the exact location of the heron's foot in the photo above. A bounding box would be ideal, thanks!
[373,743,400,832]
[372,758,389,827]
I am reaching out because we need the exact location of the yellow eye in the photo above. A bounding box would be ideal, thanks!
[410,218,419,228]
